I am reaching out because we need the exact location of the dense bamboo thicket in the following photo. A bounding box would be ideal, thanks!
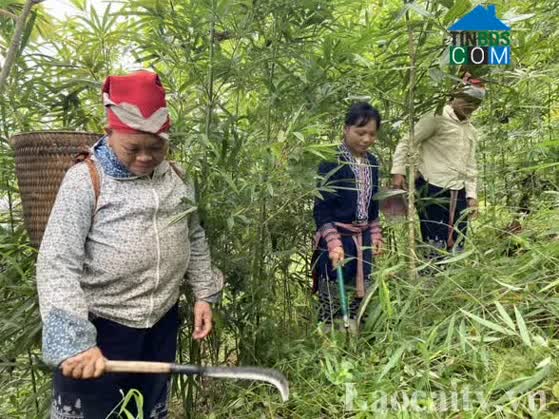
[1,0,558,417]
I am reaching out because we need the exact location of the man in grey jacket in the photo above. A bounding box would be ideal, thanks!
[37,71,222,418]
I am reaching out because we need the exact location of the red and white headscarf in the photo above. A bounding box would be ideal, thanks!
[102,71,171,140]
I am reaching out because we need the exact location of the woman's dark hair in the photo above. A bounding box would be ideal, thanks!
[344,102,381,129]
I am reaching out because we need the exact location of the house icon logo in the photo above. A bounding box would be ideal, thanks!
[449,5,511,65]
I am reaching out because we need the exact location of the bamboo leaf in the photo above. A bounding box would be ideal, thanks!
[496,366,551,403]
[377,345,407,382]
[445,314,456,350]
[536,357,551,370]
[539,278,559,293]
[293,132,304,141]
[356,279,379,326]
[459,319,467,352]
[168,206,197,225]
[435,249,474,265]
[117,388,144,418]
[492,278,522,291]
[406,2,433,18]
[443,0,472,25]
[494,301,517,332]
[461,309,516,336]
[502,12,535,25]
[514,306,532,348]
[517,162,559,172]
[379,277,393,318]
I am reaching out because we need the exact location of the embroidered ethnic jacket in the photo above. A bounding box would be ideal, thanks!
[312,146,382,285]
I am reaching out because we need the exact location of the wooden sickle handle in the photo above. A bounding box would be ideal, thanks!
[105,360,172,374]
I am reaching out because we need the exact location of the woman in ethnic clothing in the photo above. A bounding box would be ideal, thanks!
[312,102,384,331]
[37,71,223,418]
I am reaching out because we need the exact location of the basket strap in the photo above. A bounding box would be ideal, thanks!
[84,158,101,208]
[169,161,183,179]
[74,151,100,210]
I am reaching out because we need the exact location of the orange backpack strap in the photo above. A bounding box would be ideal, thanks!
[74,151,100,210]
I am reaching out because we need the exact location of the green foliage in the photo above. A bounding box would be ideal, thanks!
[204,207,559,418]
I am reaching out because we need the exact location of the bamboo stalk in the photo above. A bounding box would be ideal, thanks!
[405,4,417,281]
[0,0,36,94]
[27,350,39,417]
[196,1,216,201]
[182,5,217,416]
[205,18,215,143]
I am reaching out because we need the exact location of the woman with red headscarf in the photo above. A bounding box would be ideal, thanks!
[37,71,223,418]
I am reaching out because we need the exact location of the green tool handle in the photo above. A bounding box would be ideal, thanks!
[336,266,349,329]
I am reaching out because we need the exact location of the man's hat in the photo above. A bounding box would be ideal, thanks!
[102,71,171,140]
[453,72,486,102]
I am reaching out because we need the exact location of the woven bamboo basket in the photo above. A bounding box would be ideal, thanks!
[11,131,101,248]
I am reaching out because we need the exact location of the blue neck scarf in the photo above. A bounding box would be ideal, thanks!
[94,136,134,178]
